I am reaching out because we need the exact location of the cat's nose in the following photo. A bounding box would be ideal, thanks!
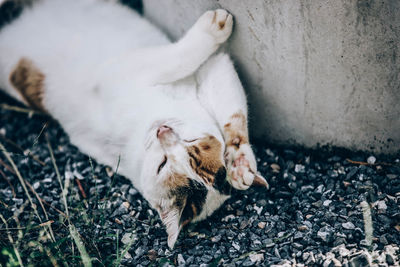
[157,125,172,138]
[157,125,179,147]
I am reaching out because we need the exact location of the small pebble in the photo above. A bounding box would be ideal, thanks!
[177,254,185,265]
[232,242,240,251]
[270,163,280,173]
[295,164,305,173]
[249,253,264,263]
[121,232,136,245]
[298,225,309,231]
[201,254,213,263]
[386,174,397,179]
[122,201,130,209]
[367,156,376,164]
[105,167,114,177]
[124,252,132,259]
[33,182,40,190]
[375,200,387,211]
[258,222,266,229]
[342,222,355,230]
[211,235,222,243]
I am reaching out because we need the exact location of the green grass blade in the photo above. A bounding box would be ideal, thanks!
[69,224,92,267]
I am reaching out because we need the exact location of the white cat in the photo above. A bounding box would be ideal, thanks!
[0,0,268,248]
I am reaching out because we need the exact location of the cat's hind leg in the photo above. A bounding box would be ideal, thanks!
[134,10,233,84]
[197,53,269,190]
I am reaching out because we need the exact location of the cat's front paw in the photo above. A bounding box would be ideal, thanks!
[195,9,233,44]
[225,144,269,190]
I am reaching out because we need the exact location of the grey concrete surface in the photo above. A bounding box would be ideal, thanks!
[143,0,400,154]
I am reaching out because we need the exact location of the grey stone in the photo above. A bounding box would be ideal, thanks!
[386,254,395,265]
[134,247,145,258]
[349,254,369,267]
[33,181,40,190]
[263,238,275,248]
[375,200,387,211]
[249,253,264,263]
[211,235,222,243]
[232,242,240,251]
[379,235,388,245]
[315,184,325,195]
[12,198,23,205]
[292,242,303,250]
[317,230,330,243]
[121,232,137,245]
[303,220,312,229]
[111,202,129,217]
[367,156,376,164]
[317,226,334,243]
[177,254,185,266]
[295,164,305,173]
[201,254,213,263]
[342,222,355,230]
[294,232,303,240]
[242,259,255,266]
[346,168,358,180]
[301,185,315,192]
[386,174,398,179]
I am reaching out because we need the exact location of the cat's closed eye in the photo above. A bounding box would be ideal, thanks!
[157,156,167,174]
[183,139,198,143]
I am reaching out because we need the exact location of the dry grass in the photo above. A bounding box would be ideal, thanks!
[0,127,131,266]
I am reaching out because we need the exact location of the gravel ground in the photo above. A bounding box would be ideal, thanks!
[0,93,399,266]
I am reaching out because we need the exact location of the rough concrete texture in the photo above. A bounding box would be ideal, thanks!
[144,0,400,154]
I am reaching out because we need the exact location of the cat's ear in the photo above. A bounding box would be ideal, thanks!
[157,199,187,249]
[157,179,207,248]
[159,207,183,249]
[252,173,269,189]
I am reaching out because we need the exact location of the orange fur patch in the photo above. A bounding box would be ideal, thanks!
[9,57,46,111]
[223,111,249,149]
[164,172,189,190]
[187,135,224,185]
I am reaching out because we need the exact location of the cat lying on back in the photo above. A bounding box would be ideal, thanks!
[0,0,268,248]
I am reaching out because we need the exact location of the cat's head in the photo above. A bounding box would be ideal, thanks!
[140,122,231,248]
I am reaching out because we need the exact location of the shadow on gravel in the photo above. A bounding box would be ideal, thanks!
[0,93,399,266]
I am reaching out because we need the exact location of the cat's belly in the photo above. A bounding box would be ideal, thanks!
[50,79,222,180]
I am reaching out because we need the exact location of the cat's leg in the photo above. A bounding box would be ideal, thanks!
[134,9,233,84]
[197,53,269,190]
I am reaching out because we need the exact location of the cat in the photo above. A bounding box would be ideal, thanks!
[0,0,268,248]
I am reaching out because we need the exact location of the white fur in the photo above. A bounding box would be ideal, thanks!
[0,0,263,247]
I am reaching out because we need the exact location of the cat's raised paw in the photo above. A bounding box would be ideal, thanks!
[225,144,269,190]
[196,9,233,44]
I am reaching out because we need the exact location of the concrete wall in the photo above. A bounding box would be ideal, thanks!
[143,0,400,154]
